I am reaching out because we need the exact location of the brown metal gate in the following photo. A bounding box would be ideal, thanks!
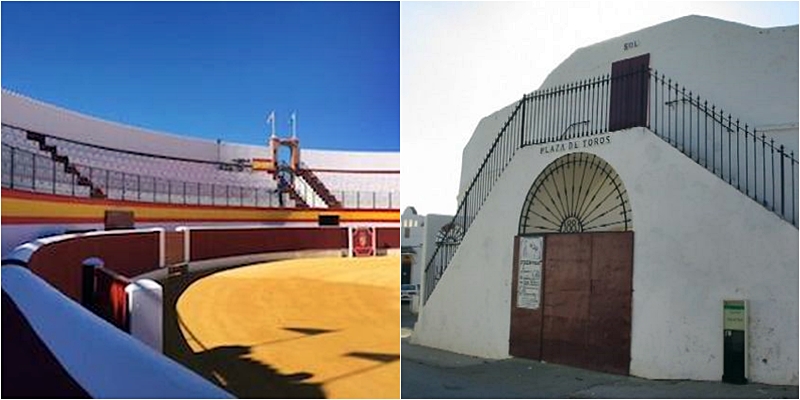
[510,231,633,375]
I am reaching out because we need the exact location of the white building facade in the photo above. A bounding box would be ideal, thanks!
[414,16,798,386]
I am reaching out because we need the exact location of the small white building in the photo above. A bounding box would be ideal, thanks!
[401,207,426,286]
[413,15,798,386]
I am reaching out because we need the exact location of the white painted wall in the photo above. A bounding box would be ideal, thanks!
[540,16,798,129]
[458,16,799,201]
[301,149,400,171]
[414,127,798,385]
[1,90,219,161]
[1,90,400,172]
[126,279,163,352]
[1,266,233,398]
[293,175,328,208]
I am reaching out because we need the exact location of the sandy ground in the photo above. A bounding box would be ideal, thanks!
[174,256,400,399]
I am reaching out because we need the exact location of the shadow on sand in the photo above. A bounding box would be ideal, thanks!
[161,269,326,399]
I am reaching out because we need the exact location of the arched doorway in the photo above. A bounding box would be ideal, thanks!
[510,152,634,375]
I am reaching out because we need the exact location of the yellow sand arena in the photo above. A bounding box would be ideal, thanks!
[175,256,400,399]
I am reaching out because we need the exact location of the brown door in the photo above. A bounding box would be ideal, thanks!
[509,231,633,375]
[608,53,650,132]
[586,232,633,375]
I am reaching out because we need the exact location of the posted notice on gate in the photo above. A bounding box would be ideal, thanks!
[517,236,543,310]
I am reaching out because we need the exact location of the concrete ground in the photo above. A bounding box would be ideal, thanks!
[401,304,798,399]
[166,256,400,399]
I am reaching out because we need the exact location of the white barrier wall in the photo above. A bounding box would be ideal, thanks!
[126,279,163,352]
[414,127,798,385]
[1,266,233,398]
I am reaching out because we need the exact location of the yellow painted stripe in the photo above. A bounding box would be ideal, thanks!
[2,193,399,223]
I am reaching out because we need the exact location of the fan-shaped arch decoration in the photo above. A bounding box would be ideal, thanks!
[435,222,464,245]
[519,152,632,235]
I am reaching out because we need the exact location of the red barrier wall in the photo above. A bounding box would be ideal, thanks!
[375,227,400,249]
[93,268,130,331]
[27,232,160,301]
[190,227,349,261]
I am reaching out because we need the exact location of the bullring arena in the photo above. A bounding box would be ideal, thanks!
[0,90,401,398]
[171,256,399,398]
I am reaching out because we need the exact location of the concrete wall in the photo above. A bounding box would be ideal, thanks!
[2,90,219,161]
[457,16,799,201]
[540,16,798,129]
[1,90,401,171]
[414,127,798,385]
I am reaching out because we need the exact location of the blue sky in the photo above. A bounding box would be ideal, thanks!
[2,2,400,152]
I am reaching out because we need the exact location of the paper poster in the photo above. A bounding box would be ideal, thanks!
[517,236,543,310]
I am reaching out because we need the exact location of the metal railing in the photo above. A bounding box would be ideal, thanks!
[423,67,798,303]
[1,143,399,209]
[649,70,797,226]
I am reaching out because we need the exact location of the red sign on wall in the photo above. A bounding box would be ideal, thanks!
[352,227,376,257]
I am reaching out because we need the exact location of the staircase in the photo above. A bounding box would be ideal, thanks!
[423,67,798,303]
[296,168,341,208]
[274,171,308,208]
[25,130,106,198]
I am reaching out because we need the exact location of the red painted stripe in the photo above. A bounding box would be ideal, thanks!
[2,216,102,225]
[305,168,400,174]
[2,188,400,213]
[2,216,399,225]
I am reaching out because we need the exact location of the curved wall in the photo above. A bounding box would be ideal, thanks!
[415,127,798,385]
[1,266,233,398]
[1,90,401,172]
[2,90,219,161]
[458,16,799,200]
[4,229,162,302]
[1,188,400,257]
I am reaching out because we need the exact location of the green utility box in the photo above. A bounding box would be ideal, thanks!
[722,300,748,384]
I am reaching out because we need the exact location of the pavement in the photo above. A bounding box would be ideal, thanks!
[400,305,798,399]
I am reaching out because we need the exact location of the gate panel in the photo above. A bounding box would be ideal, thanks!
[509,232,633,375]
[587,231,633,375]
[541,234,591,369]
[509,236,543,359]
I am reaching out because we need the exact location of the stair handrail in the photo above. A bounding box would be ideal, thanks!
[422,67,798,304]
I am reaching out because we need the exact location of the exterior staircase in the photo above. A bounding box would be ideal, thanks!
[296,168,341,208]
[423,67,798,303]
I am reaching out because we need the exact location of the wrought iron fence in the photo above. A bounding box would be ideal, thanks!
[648,70,798,227]
[423,67,798,303]
[1,143,399,209]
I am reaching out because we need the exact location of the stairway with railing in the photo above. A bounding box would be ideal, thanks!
[296,168,342,208]
[25,130,106,198]
[1,126,104,198]
[423,66,799,303]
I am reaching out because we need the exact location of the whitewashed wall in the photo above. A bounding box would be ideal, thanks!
[301,149,400,171]
[1,90,219,161]
[1,90,400,172]
[414,127,798,385]
[458,16,799,201]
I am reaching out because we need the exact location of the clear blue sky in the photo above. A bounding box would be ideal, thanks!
[2,2,400,152]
